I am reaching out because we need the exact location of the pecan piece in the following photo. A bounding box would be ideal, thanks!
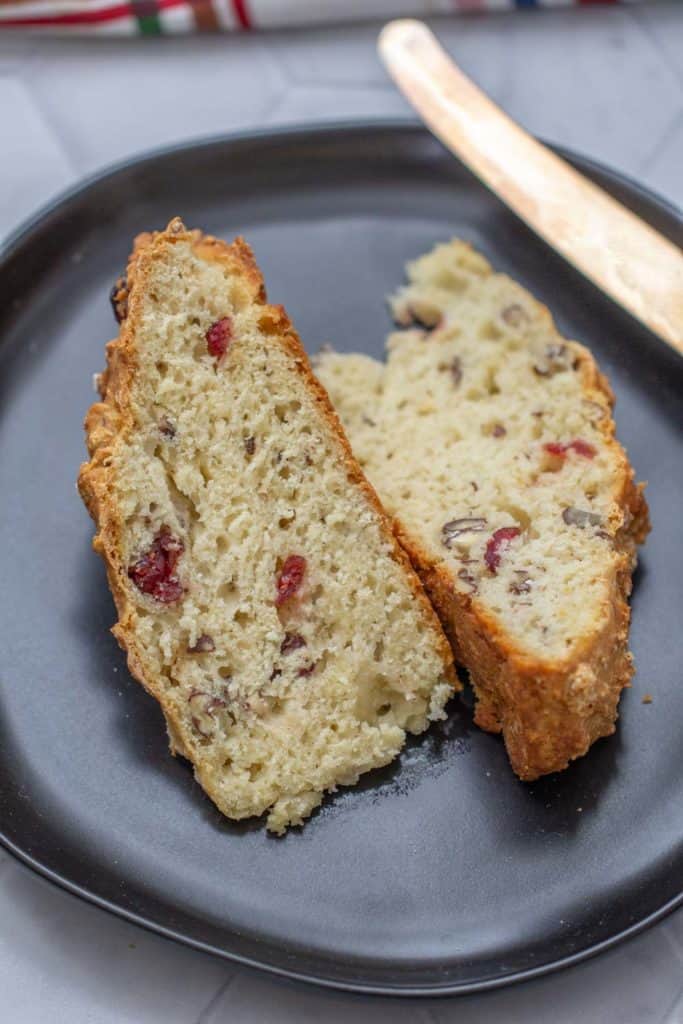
[442,517,488,548]
[438,356,463,387]
[533,343,577,377]
[457,568,478,594]
[188,690,227,738]
[501,303,529,328]
[280,632,307,655]
[159,416,176,439]
[562,507,602,529]
[188,634,215,654]
[510,570,532,595]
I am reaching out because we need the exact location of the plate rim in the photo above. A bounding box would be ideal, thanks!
[1,119,681,998]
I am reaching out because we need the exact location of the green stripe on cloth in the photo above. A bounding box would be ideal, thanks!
[132,0,162,33]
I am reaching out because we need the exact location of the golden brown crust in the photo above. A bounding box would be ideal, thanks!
[78,218,458,759]
[386,334,649,780]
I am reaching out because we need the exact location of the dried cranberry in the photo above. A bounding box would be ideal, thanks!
[206,317,233,360]
[128,527,184,603]
[544,439,596,459]
[492,423,507,438]
[280,632,307,655]
[275,555,307,606]
[569,439,596,458]
[297,662,317,678]
[484,527,521,574]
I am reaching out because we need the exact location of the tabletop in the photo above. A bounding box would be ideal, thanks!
[2,5,682,1021]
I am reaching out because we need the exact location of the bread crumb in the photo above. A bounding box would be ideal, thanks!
[642,694,653,704]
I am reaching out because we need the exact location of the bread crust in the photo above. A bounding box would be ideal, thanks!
[78,219,458,793]
[389,329,649,780]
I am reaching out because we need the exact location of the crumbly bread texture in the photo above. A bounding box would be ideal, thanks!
[78,219,457,833]
[316,240,649,780]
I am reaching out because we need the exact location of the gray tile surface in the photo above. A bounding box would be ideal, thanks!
[1,6,681,1021]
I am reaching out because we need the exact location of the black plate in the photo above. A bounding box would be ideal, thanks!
[0,123,681,997]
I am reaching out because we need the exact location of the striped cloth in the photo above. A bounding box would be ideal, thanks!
[0,0,641,33]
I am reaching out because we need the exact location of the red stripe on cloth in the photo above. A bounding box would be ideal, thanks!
[231,0,250,28]
[191,0,219,31]
[0,0,186,26]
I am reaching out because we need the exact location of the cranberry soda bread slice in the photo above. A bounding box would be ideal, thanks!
[78,220,457,834]
[316,240,649,781]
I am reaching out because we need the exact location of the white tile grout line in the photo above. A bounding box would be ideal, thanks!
[192,971,238,1024]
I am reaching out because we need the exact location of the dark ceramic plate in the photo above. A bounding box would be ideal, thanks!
[0,123,681,997]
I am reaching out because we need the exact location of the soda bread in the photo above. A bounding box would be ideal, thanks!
[316,240,649,780]
[78,219,457,833]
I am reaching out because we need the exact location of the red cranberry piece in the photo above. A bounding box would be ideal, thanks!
[484,527,521,574]
[297,662,317,678]
[280,632,307,655]
[205,317,233,360]
[275,555,306,606]
[543,439,596,459]
[568,439,596,458]
[128,527,184,603]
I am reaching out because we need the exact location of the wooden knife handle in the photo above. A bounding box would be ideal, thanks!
[379,19,683,356]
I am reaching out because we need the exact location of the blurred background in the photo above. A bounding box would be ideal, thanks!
[2,2,682,1021]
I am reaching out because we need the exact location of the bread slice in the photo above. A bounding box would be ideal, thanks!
[316,239,649,780]
[78,219,457,833]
